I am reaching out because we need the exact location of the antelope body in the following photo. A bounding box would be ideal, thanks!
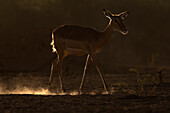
[49,9,129,93]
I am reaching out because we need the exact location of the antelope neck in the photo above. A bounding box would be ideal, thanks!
[96,20,114,49]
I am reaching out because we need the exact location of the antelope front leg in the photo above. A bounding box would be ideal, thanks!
[58,57,65,93]
[79,54,90,93]
[89,52,108,92]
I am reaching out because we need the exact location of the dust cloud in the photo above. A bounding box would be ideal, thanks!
[0,73,54,95]
[0,86,112,95]
[0,73,114,95]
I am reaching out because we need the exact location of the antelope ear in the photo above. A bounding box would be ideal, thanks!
[103,9,112,19]
[119,11,129,19]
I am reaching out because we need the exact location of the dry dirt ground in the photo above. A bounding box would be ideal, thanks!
[0,69,170,113]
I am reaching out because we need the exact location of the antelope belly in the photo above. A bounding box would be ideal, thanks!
[65,47,87,56]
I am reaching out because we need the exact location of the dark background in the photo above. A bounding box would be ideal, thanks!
[0,0,169,73]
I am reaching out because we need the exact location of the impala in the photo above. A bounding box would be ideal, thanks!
[48,9,129,93]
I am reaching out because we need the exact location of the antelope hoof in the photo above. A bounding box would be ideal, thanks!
[61,88,66,93]
[48,87,51,91]
[78,90,83,95]
[103,90,111,95]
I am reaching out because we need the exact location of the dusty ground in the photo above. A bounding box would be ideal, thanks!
[0,69,170,113]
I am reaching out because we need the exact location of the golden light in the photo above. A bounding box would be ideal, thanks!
[0,86,114,95]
